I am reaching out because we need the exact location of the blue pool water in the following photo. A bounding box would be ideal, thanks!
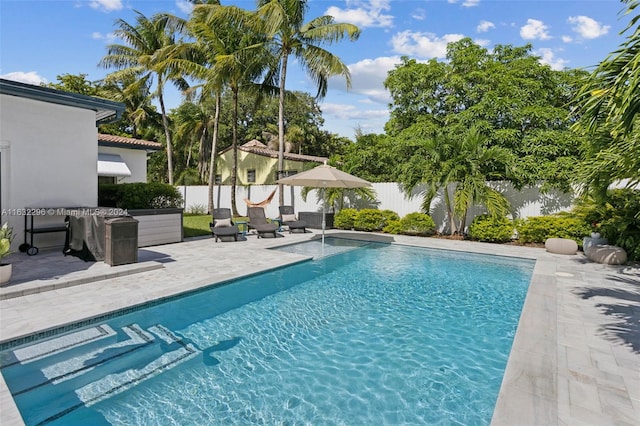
[0,240,534,425]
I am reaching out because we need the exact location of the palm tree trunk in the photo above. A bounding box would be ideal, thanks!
[277,55,288,207]
[207,94,221,214]
[198,126,208,182]
[158,84,174,185]
[231,87,239,216]
[444,186,457,235]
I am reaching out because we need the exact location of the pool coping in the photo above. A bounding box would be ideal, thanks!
[1,231,639,425]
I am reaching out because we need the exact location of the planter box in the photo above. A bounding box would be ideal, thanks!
[129,208,183,247]
[298,212,334,230]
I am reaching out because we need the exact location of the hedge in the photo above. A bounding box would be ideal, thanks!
[98,182,183,209]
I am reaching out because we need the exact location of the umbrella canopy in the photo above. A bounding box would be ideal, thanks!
[276,164,371,188]
[277,165,372,249]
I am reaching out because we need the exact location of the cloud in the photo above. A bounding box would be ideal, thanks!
[568,16,610,39]
[0,71,47,85]
[176,0,193,15]
[92,31,117,43]
[562,35,573,43]
[536,48,568,71]
[325,0,393,28]
[447,0,481,6]
[520,19,551,40]
[321,102,388,122]
[390,31,465,59]
[411,8,426,21]
[88,0,122,12]
[346,56,401,102]
[477,20,495,33]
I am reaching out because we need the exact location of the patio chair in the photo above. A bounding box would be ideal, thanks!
[210,208,240,242]
[279,206,307,234]
[247,207,279,238]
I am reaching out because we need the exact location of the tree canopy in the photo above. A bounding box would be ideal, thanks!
[384,38,588,193]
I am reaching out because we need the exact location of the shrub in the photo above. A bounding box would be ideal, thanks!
[334,208,358,230]
[515,215,590,246]
[99,183,183,210]
[383,219,403,234]
[574,189,640,261]
[354,209,386,232]
[187,203,207,215]
[468,215,514,243]
[381,209,400,223]
[399,212,436,236]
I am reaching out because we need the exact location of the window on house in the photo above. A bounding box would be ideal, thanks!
[247,169,256,183]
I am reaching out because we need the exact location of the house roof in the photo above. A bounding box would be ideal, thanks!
[0,78,125,124]
[221,139,328,164]
[98,133,162,151]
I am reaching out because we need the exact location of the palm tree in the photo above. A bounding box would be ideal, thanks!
[573,0,640,193]
[256,0,360,206]
[400,127,512,235]
[100,11,188,185]
[450,128,512,232]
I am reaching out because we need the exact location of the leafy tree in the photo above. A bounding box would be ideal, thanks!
[385,39,586,192]
[100,11,188,185]
[337,133,397,182]
[573,0,640,195]
[256,0,360,206]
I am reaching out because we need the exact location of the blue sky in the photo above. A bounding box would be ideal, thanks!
[0,0,631,139]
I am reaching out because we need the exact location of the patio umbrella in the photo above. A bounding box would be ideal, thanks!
[277,164,372,246]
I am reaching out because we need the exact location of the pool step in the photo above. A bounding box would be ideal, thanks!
[4,323,200,426]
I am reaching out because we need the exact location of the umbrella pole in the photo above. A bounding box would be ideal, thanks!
[322,187,327,246]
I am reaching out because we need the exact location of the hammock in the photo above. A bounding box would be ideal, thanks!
[244,188,277,208]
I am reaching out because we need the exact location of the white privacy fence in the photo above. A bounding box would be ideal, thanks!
[178,182,575,232]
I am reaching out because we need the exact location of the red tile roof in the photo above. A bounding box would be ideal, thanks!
[98,133,162,151]
[221,140,328,164]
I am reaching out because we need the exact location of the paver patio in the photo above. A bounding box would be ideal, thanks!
[1,230,638,425]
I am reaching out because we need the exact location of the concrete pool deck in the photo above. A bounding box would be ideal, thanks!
[1,230,638,425]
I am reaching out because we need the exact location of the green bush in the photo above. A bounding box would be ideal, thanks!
[468,214,514,243]
[334,208,358,230]
[381,209,400,223]
[574,189,640,261]
[354,209,386,232]
[382,219,403,234]
[99,182,183,209]
[399,212,436,236]
[515,215,590,246]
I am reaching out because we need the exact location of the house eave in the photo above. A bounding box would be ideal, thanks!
[0,78,125,125]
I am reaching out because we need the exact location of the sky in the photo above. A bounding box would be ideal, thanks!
[0,0,632,139]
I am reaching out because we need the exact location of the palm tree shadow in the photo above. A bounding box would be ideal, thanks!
[574,274,640,353]
[202,337,242,366]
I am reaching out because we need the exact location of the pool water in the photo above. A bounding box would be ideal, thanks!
[0,241,534,425]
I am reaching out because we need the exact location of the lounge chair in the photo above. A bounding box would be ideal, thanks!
[279,206,307,234]
[247,207,279,238]
[210,208,240,242]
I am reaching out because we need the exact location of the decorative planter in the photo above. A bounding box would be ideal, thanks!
[0,263,12,285]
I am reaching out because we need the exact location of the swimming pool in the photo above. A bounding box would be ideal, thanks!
[0,240,534,425]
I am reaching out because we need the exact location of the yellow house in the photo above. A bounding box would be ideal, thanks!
[217,140,328,185]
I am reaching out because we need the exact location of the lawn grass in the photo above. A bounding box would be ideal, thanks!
[183,214,250,238]
[183,214,211,238]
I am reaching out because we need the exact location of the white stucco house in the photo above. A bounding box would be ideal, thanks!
[0,78,162,251]
[98,133,162,184]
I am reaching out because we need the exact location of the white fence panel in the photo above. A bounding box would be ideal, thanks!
[177,181,576,231]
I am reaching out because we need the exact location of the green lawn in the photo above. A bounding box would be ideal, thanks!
[183,214,212,238]
[183,214,250,238]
